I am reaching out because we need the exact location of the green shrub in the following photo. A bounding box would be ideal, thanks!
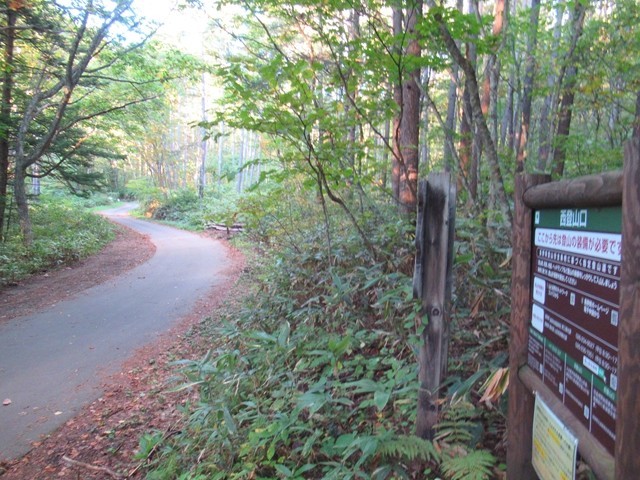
[0,198,115,286]
[140,200,502,479]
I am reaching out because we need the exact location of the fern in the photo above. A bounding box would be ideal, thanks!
[377,434,441,463]
[440,449,496,480]
[435,401,480,445]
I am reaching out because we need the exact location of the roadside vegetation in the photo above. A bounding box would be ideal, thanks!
[130,182,511,480]
[0,193,117,287]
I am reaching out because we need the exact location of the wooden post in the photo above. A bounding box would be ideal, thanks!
[616,138,640,479]
[414,172,456,439]
[506,173,550,479]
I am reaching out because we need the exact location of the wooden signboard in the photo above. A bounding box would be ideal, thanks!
[528,206,621,454]
[506,137,640,480]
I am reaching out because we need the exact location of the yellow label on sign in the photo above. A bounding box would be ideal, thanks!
[532,393,578,480]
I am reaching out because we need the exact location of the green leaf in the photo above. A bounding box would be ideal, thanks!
[327,336,351,356]
[373,390,391,411]
[333,433,357,451]
[222,406,237,435]
[266,443,276,461]
[274,464,293,477]
[278,321,290,348]
[297,391,327,414]
[302,431,321,457]
[295,463,316,475]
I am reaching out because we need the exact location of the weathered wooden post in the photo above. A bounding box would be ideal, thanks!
[413,172,456,439]
[506,137,639,479]
[616,137,640,479]
[506,173,550,479]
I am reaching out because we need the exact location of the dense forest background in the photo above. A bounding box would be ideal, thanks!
[1,0,638,478]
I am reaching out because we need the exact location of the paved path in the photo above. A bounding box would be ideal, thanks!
[0,205,230,461]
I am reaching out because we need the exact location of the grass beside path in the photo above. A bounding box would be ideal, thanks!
[0,199,115,287]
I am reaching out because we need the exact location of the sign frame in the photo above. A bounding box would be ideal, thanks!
[506,138,640,480]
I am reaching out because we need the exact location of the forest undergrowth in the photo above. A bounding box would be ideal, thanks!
[139,194,514,480]
[0,196,115,287]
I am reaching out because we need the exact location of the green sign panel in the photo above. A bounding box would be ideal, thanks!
[534,206,622,233]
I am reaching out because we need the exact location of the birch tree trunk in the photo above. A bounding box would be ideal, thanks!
[217,121,224,186]
[198,72,208,199]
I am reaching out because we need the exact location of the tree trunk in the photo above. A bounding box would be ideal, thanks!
[391,8,403,206]
[217,121,224,185]
[478,0,508,220]
[537,0,565,171]
[0,7,17,236]
[347,8,360,173]
[444,71,458,170]
[420,68,431,169]
[551,1,587,178]
[515,0,541,173]
[381,116,390,189]
[392,1,422,215]
[634,90,640,139]
[551,69,577,178]
[480,0,507,119]
[500,70,515,151]
[198,72,207,199]
[13,164,32,245]
[237,129,246,193]
[430,3,512,227]
[444,0,462,172]
[458,86,473,198]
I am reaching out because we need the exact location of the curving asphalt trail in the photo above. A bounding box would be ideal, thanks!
[0,204,231,461]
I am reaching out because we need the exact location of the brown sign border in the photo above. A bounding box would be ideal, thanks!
[506,138,640,480]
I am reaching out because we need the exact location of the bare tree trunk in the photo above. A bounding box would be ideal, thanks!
[430,2,512,227]
[397,7,421,215]
[381,116,390,189]
[551,1,587,178]
[31,163,40,195]
[459,86,474,199]
[551,66,577,178]
[634,90,640,139]
[480,0,507,119]
[478,0,508,221]
[13,164,31,244]
[444,71,459,170]
[515,0,541,173]
[237,129,246,193]
[391,8,403,206]
[198,72,207,199]
[500,70,515,151]
[420,68,431,169]
[217,122,224,185]
[392,0,422,215]
[0,7,16,236]
[347,8,360,172]
[537,1,565,171]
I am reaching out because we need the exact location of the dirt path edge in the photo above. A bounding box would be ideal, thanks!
[0,221,245,479]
